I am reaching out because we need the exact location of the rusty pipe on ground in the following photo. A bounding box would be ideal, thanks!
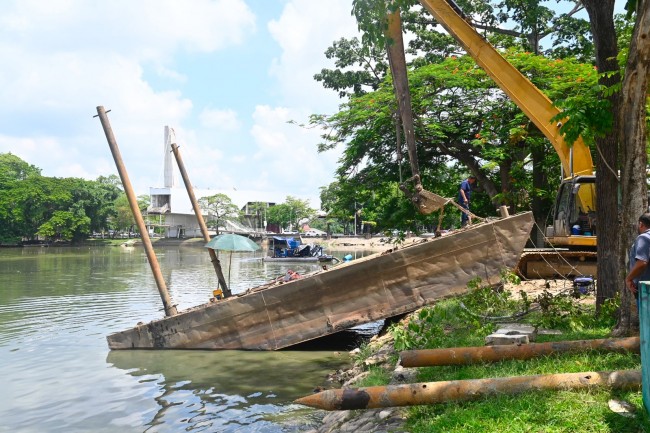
[96,106,177,317]
[170,142,231,298]
[400,337,640,367]
[295,369,641,411]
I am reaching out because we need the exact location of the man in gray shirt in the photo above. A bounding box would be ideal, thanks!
[625,212,650,299]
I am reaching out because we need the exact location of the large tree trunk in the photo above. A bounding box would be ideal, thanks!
[581,0,621,314]
[614,0,650,336]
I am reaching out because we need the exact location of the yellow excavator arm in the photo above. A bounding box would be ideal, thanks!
[417,0,594,179]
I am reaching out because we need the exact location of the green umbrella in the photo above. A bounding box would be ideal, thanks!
[205,233,260,287]
[205,233,260,252]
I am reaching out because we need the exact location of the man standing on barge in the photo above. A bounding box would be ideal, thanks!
[458,175,476,227]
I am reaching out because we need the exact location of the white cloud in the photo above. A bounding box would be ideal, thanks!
[0,0,256,194]
[246,104,341,207]
[248,0,360,206]
[268,0,358,111]
[0,0,361,210]
[200,108,242,131]
[0,0,256,59]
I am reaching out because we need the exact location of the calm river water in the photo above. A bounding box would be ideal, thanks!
[0,244,376,433]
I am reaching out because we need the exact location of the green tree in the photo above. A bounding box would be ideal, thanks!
[37,207,91,242]
[109,193,149,236]
[265,196,314,232]
[0,153,41,185]
[245,201,268,231]
[198,193,239,234]
[311,0,598,238]
[67,176,122,236]
[314,37,388,98]
[111,194,132,236]
[313,51,598,228]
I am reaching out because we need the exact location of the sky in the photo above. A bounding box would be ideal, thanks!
[0,0,361,208]
[0,1,628,210]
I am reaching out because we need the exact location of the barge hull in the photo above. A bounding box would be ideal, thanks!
[107,212,534,350]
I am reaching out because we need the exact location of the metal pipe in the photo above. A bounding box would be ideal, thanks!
[400,337,640,367]
[170,142,231,298]
[295,369,641,410]
[95,106,177,317]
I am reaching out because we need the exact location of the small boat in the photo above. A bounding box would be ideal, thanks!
[106,212,534,350]
[262,236,337,263]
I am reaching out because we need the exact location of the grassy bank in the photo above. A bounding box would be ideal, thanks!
[352,277,649,432]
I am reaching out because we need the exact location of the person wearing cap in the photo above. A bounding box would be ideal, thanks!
[458,175,477,227]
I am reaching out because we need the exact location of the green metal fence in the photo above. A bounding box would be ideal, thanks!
[641,281,650,413]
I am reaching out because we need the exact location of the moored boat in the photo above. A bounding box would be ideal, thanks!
[262,236,337,263]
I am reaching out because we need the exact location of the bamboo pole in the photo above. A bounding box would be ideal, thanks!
[295,370,641,411]
[95,106,177,317]
[170,142,231,298]
[400,337,640,367]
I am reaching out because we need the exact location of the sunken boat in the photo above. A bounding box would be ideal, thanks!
[107,212,534,350]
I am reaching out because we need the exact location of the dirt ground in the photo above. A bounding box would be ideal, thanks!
[506,278,595,304]
[321,234,429,253]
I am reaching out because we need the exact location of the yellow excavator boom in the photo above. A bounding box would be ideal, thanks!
[417,0,594,179]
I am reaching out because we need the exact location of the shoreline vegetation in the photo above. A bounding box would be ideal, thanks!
[299,278,649,433]
[8,235,647,430]
[6,233,420,252]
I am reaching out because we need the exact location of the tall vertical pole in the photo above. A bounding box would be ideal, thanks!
[170,142,231,298]
[95,106,177,317]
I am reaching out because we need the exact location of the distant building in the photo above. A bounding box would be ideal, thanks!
[147,127,281,238]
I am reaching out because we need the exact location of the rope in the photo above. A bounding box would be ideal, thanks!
[519,219,590,283]
[448,199,485,224]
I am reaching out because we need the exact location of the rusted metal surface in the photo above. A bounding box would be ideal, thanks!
[400,337,640,367]
[295,370,641,410]
[170,142,231,298]
[96,106,177,317]
[517,249,598,279]
[106,212,533,350]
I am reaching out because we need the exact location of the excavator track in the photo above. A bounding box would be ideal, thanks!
[517,249,597,279]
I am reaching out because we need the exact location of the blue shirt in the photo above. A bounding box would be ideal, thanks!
[458,179,472,203]
[630,230,650,285]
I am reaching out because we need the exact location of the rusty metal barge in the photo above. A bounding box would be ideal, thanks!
[96,105,533,351]
[106,212,534,350]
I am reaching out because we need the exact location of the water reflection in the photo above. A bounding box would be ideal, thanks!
[106,349,350,432]
[0,245,371,433]
[107,350,346,403]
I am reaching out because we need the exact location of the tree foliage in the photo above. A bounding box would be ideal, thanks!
[0,152,41,185]
[313,50,599,229]
[265,196,314,231]
[311,0,601,238]
[0,153,122,243]
[198,193,240,234]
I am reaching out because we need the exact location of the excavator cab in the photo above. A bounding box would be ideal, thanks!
[547,176,597,248]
